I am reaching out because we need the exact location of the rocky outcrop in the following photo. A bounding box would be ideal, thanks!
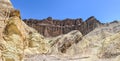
[1,0,120,61]
[70,21,120,58]
[0,0,50,61]
[0,10,49,61]
[47,30,82,55]
[23,16,101,37]
[25,23,120,61]
[28,21,120,61]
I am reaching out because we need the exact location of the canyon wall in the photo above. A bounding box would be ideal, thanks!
[23,16,101,37]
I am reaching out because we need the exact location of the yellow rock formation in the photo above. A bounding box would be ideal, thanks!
[0,6,50,61]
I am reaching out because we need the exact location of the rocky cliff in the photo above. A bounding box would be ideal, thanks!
[25,21,120,61]
[1,0,120,61]
[0,0,50,61]
[23,16,101,37]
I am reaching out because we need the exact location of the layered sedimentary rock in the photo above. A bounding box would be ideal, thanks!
[31,21,120,61]
[0,0,49,61]
[23,16,101,37]
[25,21,120,61]
[1,0,120,61]
[47,30,82,55]
[79,21,120,58]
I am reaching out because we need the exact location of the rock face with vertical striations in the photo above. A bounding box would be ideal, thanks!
[23,16,101,37]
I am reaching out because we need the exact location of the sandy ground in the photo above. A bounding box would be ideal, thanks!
[24,54,116,61]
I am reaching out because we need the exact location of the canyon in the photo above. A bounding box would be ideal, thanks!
[0,0,120,61]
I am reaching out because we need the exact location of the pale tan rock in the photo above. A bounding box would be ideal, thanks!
[24,33,50,55]
[0,10,25,61]
[115,55,120,61]
[1,0,120,61]
[24,21,120,61]
[97,31,120,58]
[49,30,82,55]
[0,2,50,61]
[0,0,13,9]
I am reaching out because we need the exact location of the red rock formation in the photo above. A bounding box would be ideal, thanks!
[23,16,101,37]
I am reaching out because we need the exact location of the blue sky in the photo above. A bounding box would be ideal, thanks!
[11,0,120,23]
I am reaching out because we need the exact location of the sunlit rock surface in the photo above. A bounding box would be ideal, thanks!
[0,0,50,61]
[0,0,13,9]
[48,30,82,55]
[24,22,120,61]
[0,0,120,61]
